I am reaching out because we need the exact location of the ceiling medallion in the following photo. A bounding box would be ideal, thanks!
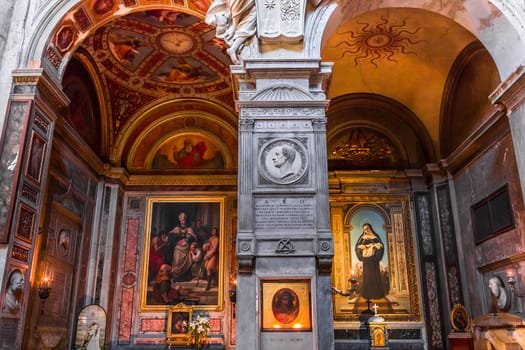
[158,31,195,55]
[334,16,423,68]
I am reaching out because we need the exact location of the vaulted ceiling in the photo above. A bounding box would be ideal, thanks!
[48,0,502,174]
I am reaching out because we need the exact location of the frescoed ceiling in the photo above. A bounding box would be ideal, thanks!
[47,0,503,172]
[79,10,233,134]
[322,8,480,149]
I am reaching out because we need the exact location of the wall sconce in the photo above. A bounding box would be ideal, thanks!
[229,278,237,303]
[332,271,358,297]
[39,277,50,299]
[506,270,525,297]
[38,277,51,314]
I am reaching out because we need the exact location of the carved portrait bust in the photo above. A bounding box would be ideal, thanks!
[259,138,307,185]
[5,269,25,314]
[488,276,510,313]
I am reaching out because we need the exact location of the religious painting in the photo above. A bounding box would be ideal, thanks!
[450,304,471,332]
[153,57,218,84]
[14,204,36,243]
[55,24,75,53]
[141,196,225,311]
[349,206,390,302]
[26,131,46,185]
[107,29,152,68]
[75,304,106,349]
[330,197,422,322]
[91,0,117,16]
[261,279,312,331]
[150,134,226,170]
[166,303,192,346]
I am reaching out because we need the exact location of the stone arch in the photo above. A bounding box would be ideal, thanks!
[439,41,501,158]
[327,93,435,168]
[24,1,210,80]
[116,98,238,168]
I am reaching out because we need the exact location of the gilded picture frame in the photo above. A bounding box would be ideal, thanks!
[450,303,471,332]
[261,279,312,332]
[330,196,422,322]
[140,196,225,311]
[166,303,192,346]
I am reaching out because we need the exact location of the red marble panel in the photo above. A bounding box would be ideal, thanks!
[124,217,140,271]
[118,287,134,340]
[140,318,165,332]
[209,318,222,332]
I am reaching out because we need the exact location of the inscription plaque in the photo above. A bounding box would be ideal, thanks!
[261,332,313,350]
[255,197,314,230]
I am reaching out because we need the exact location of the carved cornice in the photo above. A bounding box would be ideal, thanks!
[231,59,333,108]
[12,69,70,112]
[489,65,525,114]
[238,105,327,115]
[446,107,510,174]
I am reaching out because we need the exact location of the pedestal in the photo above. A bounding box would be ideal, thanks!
[448,331,474,350]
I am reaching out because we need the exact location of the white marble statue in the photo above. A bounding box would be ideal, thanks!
[205,0,257,64]
[5,269,24,314]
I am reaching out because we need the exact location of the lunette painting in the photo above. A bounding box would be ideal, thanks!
[141,196,225,311]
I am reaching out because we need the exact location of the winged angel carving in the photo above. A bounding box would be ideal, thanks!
[205,0,322,63]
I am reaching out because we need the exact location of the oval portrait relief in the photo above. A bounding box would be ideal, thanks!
[259,138,307,184]
[272,288,300,325]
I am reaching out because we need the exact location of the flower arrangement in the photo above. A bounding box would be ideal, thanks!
[187,315,210,350]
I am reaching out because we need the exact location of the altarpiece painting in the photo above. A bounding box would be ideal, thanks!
[331,195,422,322]
[140,196,225,311]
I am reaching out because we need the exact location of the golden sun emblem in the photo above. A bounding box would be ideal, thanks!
[334,17,424,68]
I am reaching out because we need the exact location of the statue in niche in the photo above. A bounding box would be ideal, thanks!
[5,269,25,314]
[488,276,510,312]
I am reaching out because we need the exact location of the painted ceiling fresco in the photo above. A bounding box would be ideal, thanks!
[79,10,233,132]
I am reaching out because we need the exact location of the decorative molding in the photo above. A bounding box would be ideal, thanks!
[252,85,313,101]
[125,174,236,186]
[254,120,312,131]
[489,65,525,114]
[240,107,326,117]
[445,107,510,174]
[12,69,70,112]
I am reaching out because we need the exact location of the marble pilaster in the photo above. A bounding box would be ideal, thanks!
[232,59,334,350]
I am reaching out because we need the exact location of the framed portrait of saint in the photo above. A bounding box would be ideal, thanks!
[261,279,312,331]
[450,304,471,332]
[330,198,422,322]
[166,303,192,346]
[140,196,225,311]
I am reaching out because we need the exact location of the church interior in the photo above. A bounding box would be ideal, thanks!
[0,0,524,349]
